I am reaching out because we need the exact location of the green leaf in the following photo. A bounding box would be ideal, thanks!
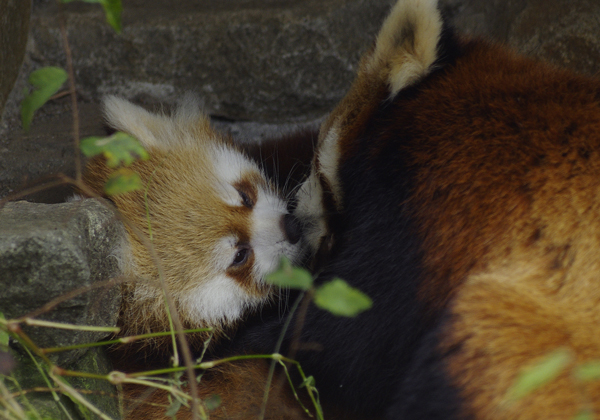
[60,0,122,33]
[573,409,595,420]
[165,399,182,417]
[265,257,313,290]
[0,313,8,348]
[204,394,221,411]
[299,375,316,389]
[104,168,143,195]
[99,0,122,33]
[574,361,600,382]
[506,348,572,401]
[313,278,372,317]
[81,132,149,168]
[21,67,67,131]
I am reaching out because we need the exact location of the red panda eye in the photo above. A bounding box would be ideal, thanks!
[232,247,250,266]
[238,190,254,208]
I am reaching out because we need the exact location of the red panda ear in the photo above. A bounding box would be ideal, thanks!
[102,95,165,149]
[367,0,442,95]
[309,0,443,214]
[101,94,213,152]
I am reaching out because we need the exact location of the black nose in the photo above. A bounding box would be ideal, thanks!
[282,213,302,245]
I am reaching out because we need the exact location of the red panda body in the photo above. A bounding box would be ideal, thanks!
[240,0,600,418]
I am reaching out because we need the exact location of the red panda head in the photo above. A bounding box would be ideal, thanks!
[294,0,442,259]
[84,95,303,340]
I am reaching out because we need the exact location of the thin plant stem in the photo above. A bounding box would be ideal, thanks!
[49,371,115,420]
[277,360,313,417]
[19,272,123,321]
[22,318,120,333]
[294,363,323,420]
[116,377,196,409]
[160,288,179,368]
[0,178,69,208]
[127,353,284,378]
[48,90,71,101]
[0,378,26,420]
[259,291,306,420]
[288,289,314,361]
[143,165,161,243]
[53,368,110,381]
[41,328,211,354]
[20,346,74,420]
[58,3,82,183]
[6,325,52,367]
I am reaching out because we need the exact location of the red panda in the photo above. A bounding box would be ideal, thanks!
[84,95,307,344]
[239,0,600,418]
[82,96,318,419]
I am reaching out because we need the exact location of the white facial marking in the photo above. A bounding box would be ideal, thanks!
[294,171,327,256]
[211,145,259,206]
[251,187,299,280]
[210,152,304,301]
[292,119,342,256]
[181,274,265,325]
[214,235,239,271]
[318,121,342,205]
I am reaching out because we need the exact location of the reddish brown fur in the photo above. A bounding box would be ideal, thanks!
[121,360,310,420]
[366,39,600,417]
[120,360,365,420]
[401,40,600,313]
[442,269,600,419]
[299,10,600,414]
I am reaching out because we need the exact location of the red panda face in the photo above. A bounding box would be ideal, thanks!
[84,95,303,338]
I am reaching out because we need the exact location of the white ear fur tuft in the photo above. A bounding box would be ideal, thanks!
[102,95,164,150]
[367,0,442,96]
[102,94,210,151]
[174,92,203,126]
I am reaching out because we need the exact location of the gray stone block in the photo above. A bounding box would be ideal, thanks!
[508,0,600,76]
[0,199,123,366]
[441,0,600,76]
[0,199,123,419]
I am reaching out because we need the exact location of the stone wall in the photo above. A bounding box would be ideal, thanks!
[1,0,599,199]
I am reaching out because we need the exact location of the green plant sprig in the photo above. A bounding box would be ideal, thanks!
[41,328,212,354]
[0,314,215,418]
[266,257,372,317]
[121,352,322,418]
[256,257,374,420]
